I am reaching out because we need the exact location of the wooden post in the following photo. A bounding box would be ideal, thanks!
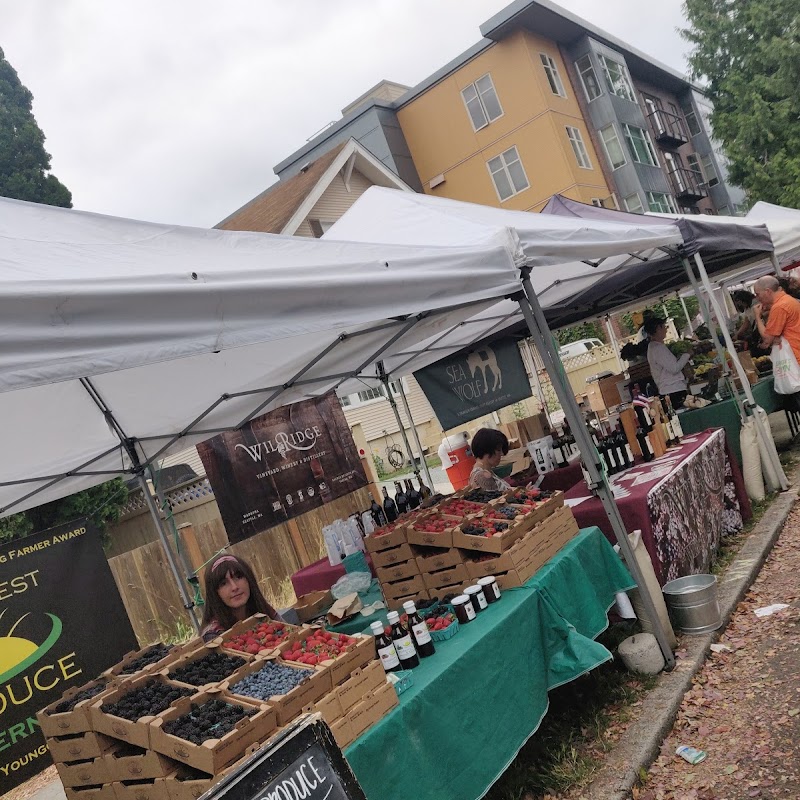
[286,518,312,567]
[177,523,205,575]
[619,408,643,457]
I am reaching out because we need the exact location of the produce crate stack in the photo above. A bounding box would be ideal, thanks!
[40,624,396,800]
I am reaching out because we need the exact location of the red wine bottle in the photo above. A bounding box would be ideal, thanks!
[402,601,435,657]
[370,621,401,673]
[394,481,409,515]
[387,610,419,669]
[382,486,398,522]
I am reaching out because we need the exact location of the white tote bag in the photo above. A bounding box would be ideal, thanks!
[771,337,800,394]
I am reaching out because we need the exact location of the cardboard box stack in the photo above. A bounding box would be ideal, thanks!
[40,627,396,800]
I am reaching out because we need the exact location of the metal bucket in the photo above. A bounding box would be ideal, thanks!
[662,574,722,635]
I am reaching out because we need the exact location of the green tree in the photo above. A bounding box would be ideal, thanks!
[554,321,606,347]
[0,46,71,206]
[620,297,700,336]
[681,0,800,207]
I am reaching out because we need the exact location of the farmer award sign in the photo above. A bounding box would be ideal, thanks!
[0,520,137,793]
[197,392,368,543]
[414,338,532,430]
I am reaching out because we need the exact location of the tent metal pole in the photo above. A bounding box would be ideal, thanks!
[395,377,435,492]
[770,252,782,278]
[522,339,553,427]
[137,472,200,633]
[692,253,788,491]
[377,363,422,487]
[516,278,675,668]
[604,315,624,373]
[678,292,693,335]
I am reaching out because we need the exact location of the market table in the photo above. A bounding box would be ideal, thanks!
[679,376,798,464]
[344,526,634,800]
[290,553,377,595]
[564,429,746,585]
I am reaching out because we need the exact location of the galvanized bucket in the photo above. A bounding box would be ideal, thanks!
[662,574,722,635]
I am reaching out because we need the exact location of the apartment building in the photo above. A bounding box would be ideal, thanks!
[275,0,744,217]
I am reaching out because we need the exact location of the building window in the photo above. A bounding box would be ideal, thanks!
[598,54,635,102]
[591,198,604,207]
[487,146,529,201]
[686,153,702,178]
[461,74,503,131]
[540,53,566,97]
[575,54,602,101]
[624,193,645,214]
[700,154,720,187]
[685,107,702,136]
[718,205,731,216]
[566,126,592,169]
[647,192,678,214]
[599,125,627,170]
[622,123,658,166]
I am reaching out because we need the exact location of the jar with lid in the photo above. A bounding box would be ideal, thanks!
[477,575,501,603]
[464,584,488,614]
[452,595,476,624]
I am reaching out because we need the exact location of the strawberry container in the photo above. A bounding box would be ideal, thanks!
[406,512,460,548]
[278,630,375,687]
[434,498,486,518]
[217,615,299,657]
[363,523,408,552]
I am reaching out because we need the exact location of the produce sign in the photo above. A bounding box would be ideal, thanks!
[0,520,137,793]
[198,392,368,543]
[414,337,532,429]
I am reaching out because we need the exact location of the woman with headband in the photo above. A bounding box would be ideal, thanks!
[200,554,283,642]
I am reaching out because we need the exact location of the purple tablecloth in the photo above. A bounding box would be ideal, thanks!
[291,553,376,596]
[564,429,746,585]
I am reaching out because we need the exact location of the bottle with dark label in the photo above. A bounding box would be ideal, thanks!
[416,476,432,500]
[387,610,419,669]
[370,621,401,673]
[405,479,422,510]
[370,498,387,527]
[618,424,635,466]
[402,601,435,658]
[637,429,655,462]
[394,481,409,515]
[382,486,398,523]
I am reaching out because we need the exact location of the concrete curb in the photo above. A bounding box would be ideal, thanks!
[584,476,800,800]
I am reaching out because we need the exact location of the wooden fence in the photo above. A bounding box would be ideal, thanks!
[106,479,374,646]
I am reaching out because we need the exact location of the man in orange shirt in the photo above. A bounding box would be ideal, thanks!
[754,275,800,362]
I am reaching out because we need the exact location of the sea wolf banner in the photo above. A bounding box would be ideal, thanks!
[197,392,368,543]
[414,338,532,430]
[0,521,136,794]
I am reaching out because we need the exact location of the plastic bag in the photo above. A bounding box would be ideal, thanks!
[331,571,372,599]
[771,338,800,394]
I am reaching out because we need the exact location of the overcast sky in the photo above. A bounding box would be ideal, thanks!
[1,0,691,227]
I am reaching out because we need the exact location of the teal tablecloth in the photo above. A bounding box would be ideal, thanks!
[326,580,386,635]
[679,377,779,464]
[344,527,634,800]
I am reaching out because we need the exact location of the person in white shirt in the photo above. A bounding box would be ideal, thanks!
[644,317,692,408]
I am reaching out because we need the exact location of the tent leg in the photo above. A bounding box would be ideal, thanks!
[522,339,553,428]
[516,279,675,669]
[771,252,782,278]
[692,254,788,491]
[604,315,624,373]
[137,473,201,633]
[679,292,693,335]
[378,365,424,488]
[396,377,435,492]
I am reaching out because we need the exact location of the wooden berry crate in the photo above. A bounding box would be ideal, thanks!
[163,644,254,692]
[103,642,198,682]
[214,614,300,658]
[149,690,276,774]
[105,744,180,782]
[220,656,331,726]
[47,732,116,765]
[277,630,376,687]
[91,673,195,750]
[38,678,118,739]
[371,542,417,569]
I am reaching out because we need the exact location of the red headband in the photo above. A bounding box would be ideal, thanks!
[211,555,239,572]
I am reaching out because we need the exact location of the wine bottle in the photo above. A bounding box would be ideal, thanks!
[382,486,398,523]
[394,481,408,515]
[604,436,619,474]
[370,498,387,527]
[387,610,419,669]
[370,621,401,673]
[613,430,628,471]
[618,424,635,465]
[402,601,435,657]
[405,479,421,510]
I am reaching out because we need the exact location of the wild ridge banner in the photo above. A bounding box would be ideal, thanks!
[197,392,368,543]
[0,520,137,793]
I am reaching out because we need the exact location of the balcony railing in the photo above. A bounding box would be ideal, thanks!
[668,167,708,204]
[647,109,689,148]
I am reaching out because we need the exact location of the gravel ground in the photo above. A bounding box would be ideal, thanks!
[632,504,800,799]
[5,765,60,800]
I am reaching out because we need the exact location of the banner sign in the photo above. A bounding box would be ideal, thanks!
[0,520,137,793]
[414,338,532,430]
[197,392,368,543]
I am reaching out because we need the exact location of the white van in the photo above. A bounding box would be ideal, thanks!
[558,338,604,360]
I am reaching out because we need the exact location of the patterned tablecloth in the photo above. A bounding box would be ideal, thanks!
[564,429,744,585]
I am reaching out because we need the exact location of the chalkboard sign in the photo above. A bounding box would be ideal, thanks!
[202,715,367,800]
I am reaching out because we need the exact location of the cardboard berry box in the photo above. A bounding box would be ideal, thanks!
[163,745,263,800]
[216,614,299,657]
[406,513,461,548]
[433,497,486,518]
[422,563,469,591]
[46,731,116,765]
[347,682,399,740]
[111,778,170,800]
[451,518,528,554]
[104,743,180,782]
[56,755,111,789]
[103,642,199,682]
[149,689,276,774]
[278,629,376,687]
[375,558,420,584]
[220,656,331,726]
[503,489,565,526]
[163,644,255,692]
[38,678,118,739]
[414,547,463,573]
[363,523,408,553]
[386,588,429,612]
[64,786,115,800]
[91,673,195,750]
[371,542,417,569]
